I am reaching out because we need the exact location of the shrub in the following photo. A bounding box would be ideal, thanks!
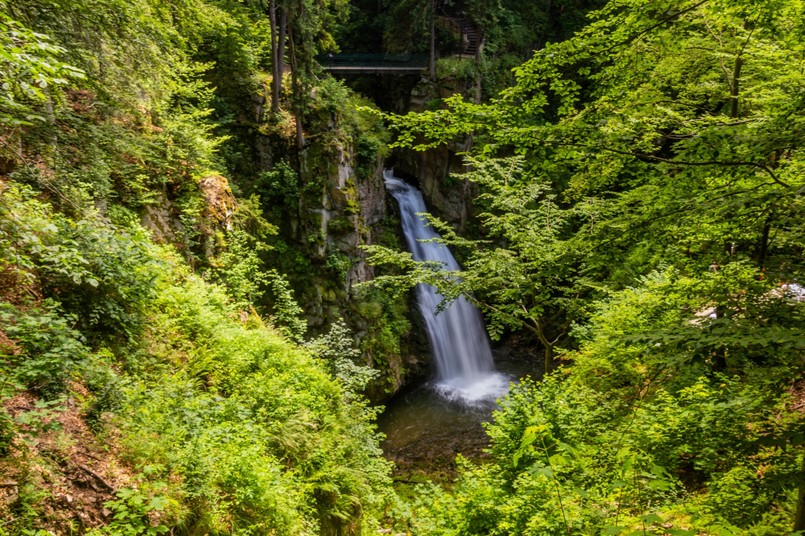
[0,301,87,397]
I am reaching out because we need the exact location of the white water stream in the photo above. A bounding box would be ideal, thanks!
[384,171,509,405]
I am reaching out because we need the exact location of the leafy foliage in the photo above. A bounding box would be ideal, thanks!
[0,301,86,398]
[3,0,803,533]
[0,179,394,534]
[306,318,379,395]
[0,2,397,532]
[373,0,805,534]
[118,266,392,534]
[87,487,170,536]
[0,11,84,126]
[398,271,803,534]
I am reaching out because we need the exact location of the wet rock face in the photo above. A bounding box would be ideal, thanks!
[297,139,385,305]
[197,174,237,258]
[390,77,481,232]
[393,144,475,231]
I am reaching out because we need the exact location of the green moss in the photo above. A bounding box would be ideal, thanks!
[354,287,412,392]
[327,215,354,235]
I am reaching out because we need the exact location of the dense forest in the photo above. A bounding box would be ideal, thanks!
[0,0,803,534]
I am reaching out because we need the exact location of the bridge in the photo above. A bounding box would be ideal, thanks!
[317,54,428,75]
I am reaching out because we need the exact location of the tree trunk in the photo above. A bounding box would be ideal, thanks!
[269,0,280,113]
[279,8,288,74]
[474,24,482,103]
[730,55,743,118]
[531,317,555,375]
[711,306,727,372]
[288,27,305,150]
[794,456,805,533]
[428,0,436,80]
[543,343,553,376]
[757,210,772,270]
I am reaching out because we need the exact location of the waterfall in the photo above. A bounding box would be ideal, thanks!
[384,171,509,404]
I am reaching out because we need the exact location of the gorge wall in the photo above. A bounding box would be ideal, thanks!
[250,99,429,401]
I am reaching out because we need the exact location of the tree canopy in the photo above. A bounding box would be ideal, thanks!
[368,0,805,533]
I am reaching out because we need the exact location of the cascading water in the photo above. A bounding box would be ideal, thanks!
[385,171,509,404]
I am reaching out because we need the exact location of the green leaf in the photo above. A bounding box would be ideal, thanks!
[532,465,554,478]
[641,513,663,523]
[647,479,671,491]
[148,495,169,511]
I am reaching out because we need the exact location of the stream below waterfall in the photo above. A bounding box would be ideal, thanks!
[379,172,538,477]
[378,353,536,478]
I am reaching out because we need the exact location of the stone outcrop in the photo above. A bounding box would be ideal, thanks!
[254,117,427,401]
[393,143,476,232]
[141,174,236,259]
[393,78,479,232]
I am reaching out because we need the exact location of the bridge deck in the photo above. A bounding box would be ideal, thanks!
[318,53,427,75]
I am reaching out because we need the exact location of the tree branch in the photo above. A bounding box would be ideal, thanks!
[567,142,791,188]
[587,183,777,254]
[77,465,115,491]
[604,0,710,53]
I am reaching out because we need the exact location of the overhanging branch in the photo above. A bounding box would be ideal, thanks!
[567,142,791,188]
